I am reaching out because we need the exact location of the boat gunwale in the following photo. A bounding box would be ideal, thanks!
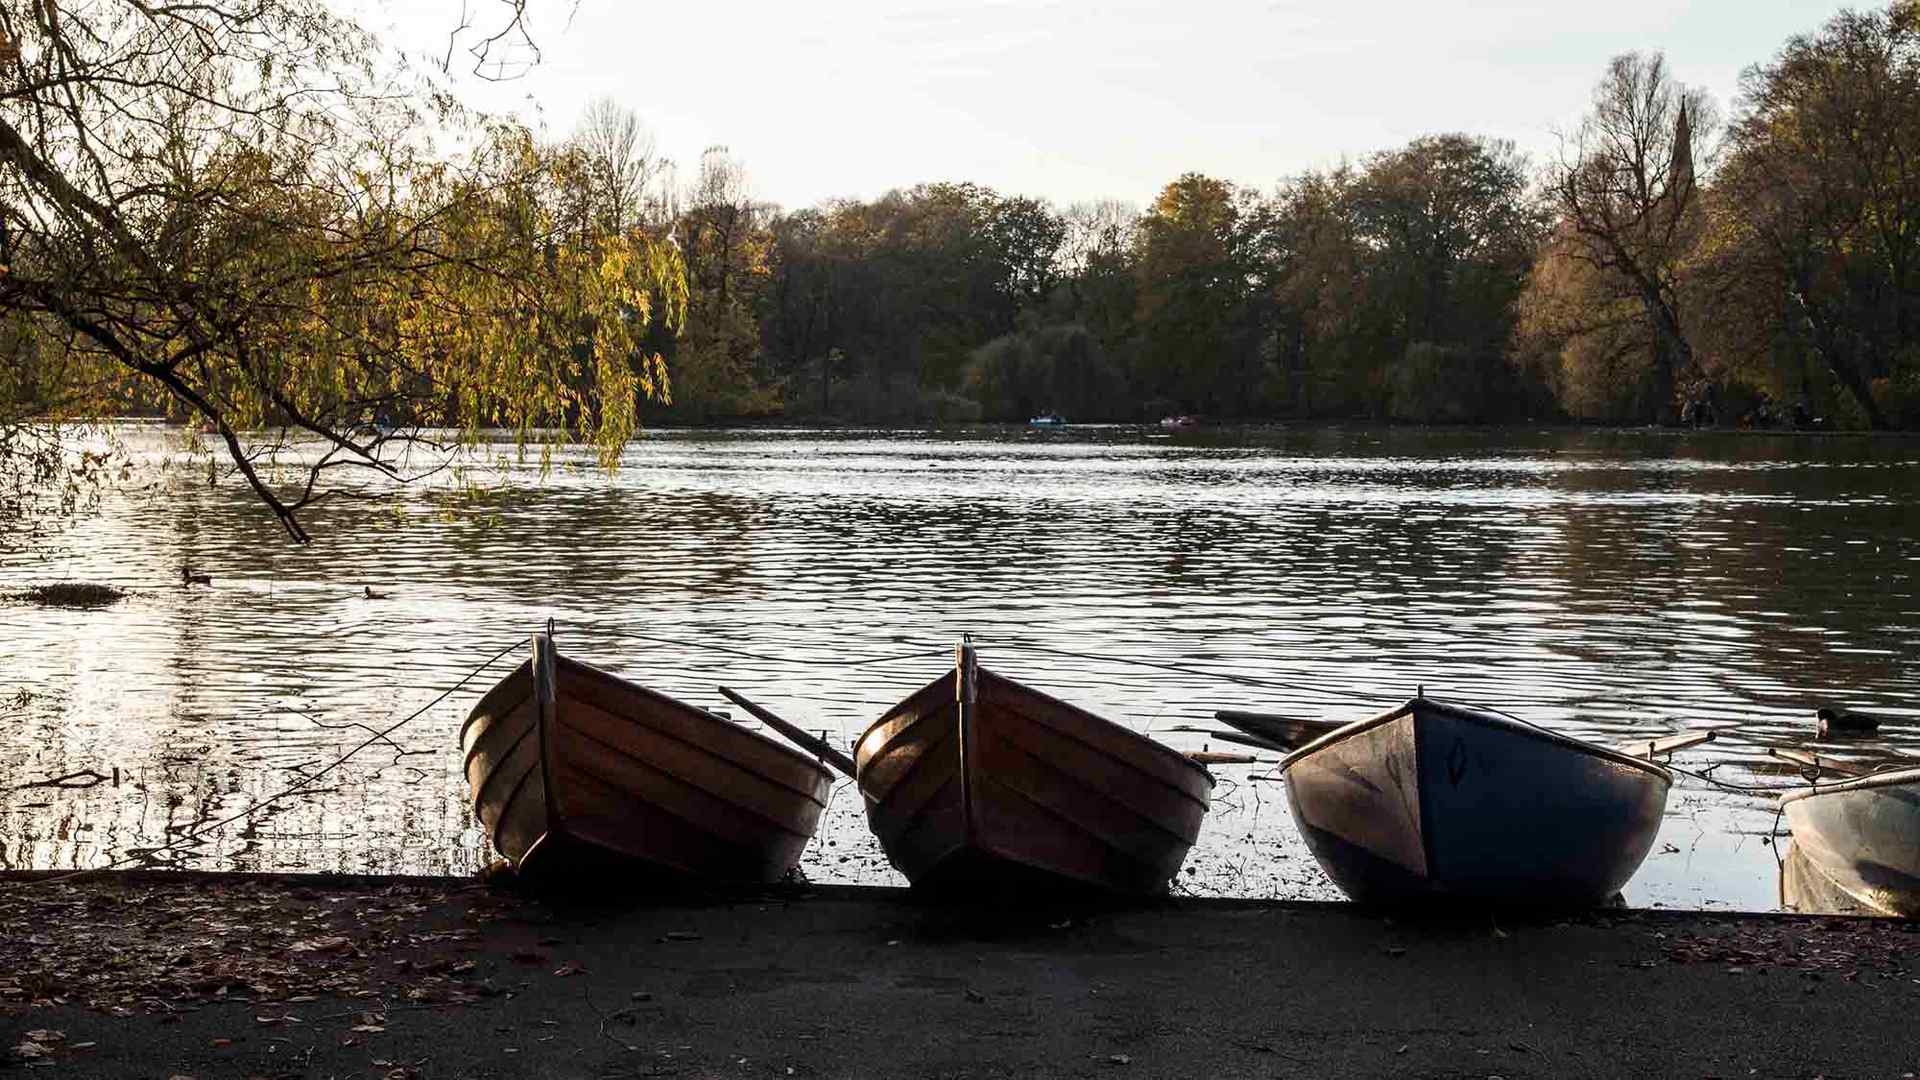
[556,654,839,789]
[975,670,1215,811]
[855,665,1214,787]
[1779,765,1920,805]
[977,665,1217,786]
[853,670,953,770]
[458,659,533,747]
[461,686,534,773]
[1277,696,1675,785]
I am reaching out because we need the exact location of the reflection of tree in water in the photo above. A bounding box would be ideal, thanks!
[1546,441,1918,737]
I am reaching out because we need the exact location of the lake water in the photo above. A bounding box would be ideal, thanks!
[3,424,1916,911]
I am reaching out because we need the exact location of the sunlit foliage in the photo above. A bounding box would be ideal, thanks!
[0,1,684,540]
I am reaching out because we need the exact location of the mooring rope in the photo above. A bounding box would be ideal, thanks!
[0,637,524,890]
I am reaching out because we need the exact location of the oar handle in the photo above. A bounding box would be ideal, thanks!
[1214,709,1345,750]
[718,686,858,778]
[1188,750,1261,765]
[1769,746,1867,779]
[1615,729,1716,758]
[1208,729,1290,753]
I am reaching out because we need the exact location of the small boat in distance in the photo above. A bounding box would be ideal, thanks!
[1779,760,1920,918]
[1279,696,1674,908]
[1159,415,1200,431]
[461,633,835,883]
[847,641,1212,894]
[1028,413,1067,427]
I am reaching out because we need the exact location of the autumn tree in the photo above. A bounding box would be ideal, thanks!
[1513,227,1657,421]
[1701,2,1920,428]
[753,183,1067,419]
[668,147,779,418]
[1133,174,1267,414]
[1548,52,1716,423]
[1321,136,1544,420]
[1054,200,1141,354]
[0,2,685,541]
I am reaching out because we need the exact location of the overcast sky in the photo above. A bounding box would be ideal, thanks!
[368,1,1856,210]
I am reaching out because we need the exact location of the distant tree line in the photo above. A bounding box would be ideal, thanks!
[624,1,1920,429]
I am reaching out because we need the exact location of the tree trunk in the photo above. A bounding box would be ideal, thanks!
[1802,301,1892,430]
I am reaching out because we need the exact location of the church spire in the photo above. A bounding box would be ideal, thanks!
[1670,99,1695,200]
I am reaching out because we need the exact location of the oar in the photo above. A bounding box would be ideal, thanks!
[1206,729,1290,753]
[1214,709,1346,750]
[1769,746,1867,779]
[717,686,858,778]
[1613,729,1716,758]
[1188,750,1262,766]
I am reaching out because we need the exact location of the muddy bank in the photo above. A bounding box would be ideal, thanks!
[1,872,1916,1078]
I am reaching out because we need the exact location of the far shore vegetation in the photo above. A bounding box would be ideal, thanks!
[5,2,1920,539]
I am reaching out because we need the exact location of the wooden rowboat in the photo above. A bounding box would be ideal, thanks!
[1279,696,1672,907]
[852,642,1213,894]
[460,634,835,882]
[1780,765,1920,918]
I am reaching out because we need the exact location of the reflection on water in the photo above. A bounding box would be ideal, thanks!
[2,425,1917,910]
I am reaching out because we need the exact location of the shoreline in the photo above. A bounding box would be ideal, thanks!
[3,871,1914,1078]
[0,867,1897,924]
[67,414,1920,438]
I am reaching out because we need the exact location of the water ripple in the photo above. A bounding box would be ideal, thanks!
[2,425,1915,909]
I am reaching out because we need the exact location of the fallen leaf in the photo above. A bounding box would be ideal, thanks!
[553,961,586,977]
[12,1042,49,1061]
[23,1031,64,1044]
[1108,1054,1131,1066]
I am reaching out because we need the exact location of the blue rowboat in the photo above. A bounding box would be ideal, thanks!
[1781,766,1920,918]
[1278,696,1672,908]
[1027,413,1066,427]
